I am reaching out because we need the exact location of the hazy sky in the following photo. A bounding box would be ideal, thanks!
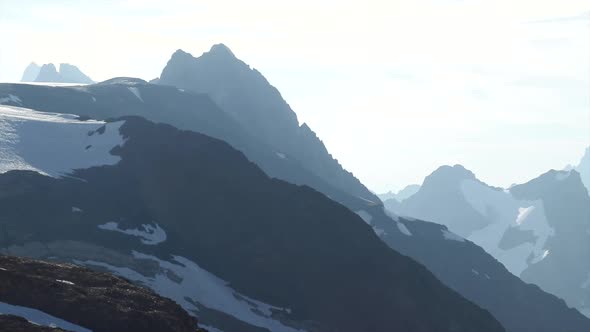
[1,0,588,192]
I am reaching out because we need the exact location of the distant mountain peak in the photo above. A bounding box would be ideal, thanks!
[58,63,94,84]
[35,63,61,82]
[171,48,192,59]
[31,62,93,84]
[427,164,477,183]
[20,62,41,82]
[208,43,235,57]
[157,44,380,203]
[41,63,58,72]
[510,169,586,200]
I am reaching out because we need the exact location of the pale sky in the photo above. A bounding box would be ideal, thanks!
[0,0,588,192]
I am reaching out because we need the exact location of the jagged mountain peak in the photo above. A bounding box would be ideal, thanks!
[157,45,381,203]
[35,64,61,83]
[41,63,58,71]
[170,48,192,60]
[31,62,93,84]
[208,43,235,57]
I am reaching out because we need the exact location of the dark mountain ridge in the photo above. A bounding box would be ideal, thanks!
[0,114,504,332]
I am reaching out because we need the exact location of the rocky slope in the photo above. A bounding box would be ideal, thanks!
[0,315,68,332]
[0,105,504,332]
[0,254,206,332]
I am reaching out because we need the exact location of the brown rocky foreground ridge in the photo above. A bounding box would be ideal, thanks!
[0,254,207,332]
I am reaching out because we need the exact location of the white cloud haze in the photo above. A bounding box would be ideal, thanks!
[0,0,588,192]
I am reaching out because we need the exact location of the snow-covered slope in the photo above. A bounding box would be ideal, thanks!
[0,105,125,177]
[0,302,91,332]
[460,179,554,275]
[76,252,301,332]
[0,115,507,332]
[0,254,205,332]
[395,165,590,317]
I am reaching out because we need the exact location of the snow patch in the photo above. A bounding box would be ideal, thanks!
[516,206,535,225]
[355,210,386,236]
[75,252,302,332]
[0,94,22,105]
[579,307,590,318]
[460,179,555,276]
[71,207,83,213]
[530,249,549,264]
[355,210,372,223]
[275,152,286,159]
[97,222,167,245]
[384,208,400,221]
[128,87,143,102]
[56,279,75,285]
[201,325,223,332]
[357,196,377,205]
[396,222,412,236]
[0,301,91,332]
[442,229,465,242]
[0,105,125,177]
[91,96,96,102]
[10,82,87,87]
[471,269,480,275]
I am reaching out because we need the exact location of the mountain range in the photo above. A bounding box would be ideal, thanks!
[388,162,590,317]
[0,104,504,331]
[20,62,94,84]
[0,44,589,331]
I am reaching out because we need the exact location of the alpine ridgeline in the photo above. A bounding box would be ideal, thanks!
[392,164,590,318]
